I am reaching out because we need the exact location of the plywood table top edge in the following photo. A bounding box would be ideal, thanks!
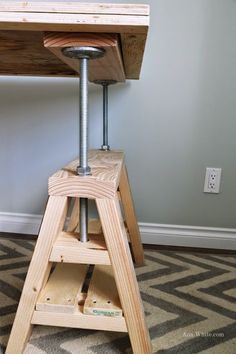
[0,2,149,80]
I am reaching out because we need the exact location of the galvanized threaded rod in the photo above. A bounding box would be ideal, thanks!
[94,80,117,151]
[79,57,89,243]
[102,83,109,150]
[62,46,105,243]
[79,57,89,175]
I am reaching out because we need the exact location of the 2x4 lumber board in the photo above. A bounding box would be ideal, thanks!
[74,218,102,235]
[84,265,122,317]
[121,33,147,79]
[31,309,128,333]
[0,3,149,16]
[44,32,125,82]
[49,150,124,199]
[119,165,144,265]
[67,197,80,232]
[50,232,111,265]
[96,196,152,353]
[67,196,102,234]
[6,196,68,354]
[86,218,102,234]
[36,263,88,313]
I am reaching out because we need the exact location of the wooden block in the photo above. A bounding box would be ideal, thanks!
[87,219,102,235]
[50,232,110,265]
[84,265,122,317]
[71,217,103,235]
[36,263,88,313]
[32,308,128,333]
[67,196,102,234]
[121,33,148,79]
[67,198,80,232]
[44,32,125,82]
[49,150,124,199]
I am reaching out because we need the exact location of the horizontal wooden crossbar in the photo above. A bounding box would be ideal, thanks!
[31,310,128,332]
[50,232,111,265]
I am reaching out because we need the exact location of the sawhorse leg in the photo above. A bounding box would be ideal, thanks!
[97,196,152,354]
[119,164,145,266]
[6,196,68,354]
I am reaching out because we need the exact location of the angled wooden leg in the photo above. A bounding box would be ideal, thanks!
[6,196,68,354]
[96,196,152,354]
[67,197,79,232]
[119,164,144,265]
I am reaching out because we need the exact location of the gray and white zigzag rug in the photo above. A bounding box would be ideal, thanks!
[0,238,236,353]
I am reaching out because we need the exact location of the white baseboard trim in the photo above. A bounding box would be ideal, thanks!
[0,212,236,249]
[0,212,42,235]
[139,223,236,250]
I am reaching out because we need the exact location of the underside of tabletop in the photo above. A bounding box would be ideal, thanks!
[0,2,149,80]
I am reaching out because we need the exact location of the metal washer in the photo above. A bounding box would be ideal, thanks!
[62,46,105,60]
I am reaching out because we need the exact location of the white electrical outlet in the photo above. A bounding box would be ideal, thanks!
[204,167,222,194]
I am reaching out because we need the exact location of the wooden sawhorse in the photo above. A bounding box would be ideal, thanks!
[6,150,152,354]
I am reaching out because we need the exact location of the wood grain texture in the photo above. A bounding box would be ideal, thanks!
[36,263,88,313]
[119,165,145,265]
[0,2,149,79]
[50,231,110,265]
[49,150,124,199]
[44,32,125,82]
[96,196,152,354]
[121,33,147,79]
[0,2,149,16]
[0,30,76,76]
[6,196,68,354]
[67,197,80,232]
[84,265,122,317]
[0,13,148,34]
[32,308,128,332]
[67,197,102,234]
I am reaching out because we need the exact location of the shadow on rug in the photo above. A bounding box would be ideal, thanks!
[1,238,236,353]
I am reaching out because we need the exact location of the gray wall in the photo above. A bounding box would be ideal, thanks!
[0,0,236,228]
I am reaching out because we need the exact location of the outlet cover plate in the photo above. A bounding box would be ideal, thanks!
[204,167,222,194]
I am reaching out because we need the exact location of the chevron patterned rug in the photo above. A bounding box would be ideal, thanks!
[0,237,236,353]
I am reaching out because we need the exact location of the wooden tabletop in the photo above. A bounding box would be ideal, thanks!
[0,2,149,81]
